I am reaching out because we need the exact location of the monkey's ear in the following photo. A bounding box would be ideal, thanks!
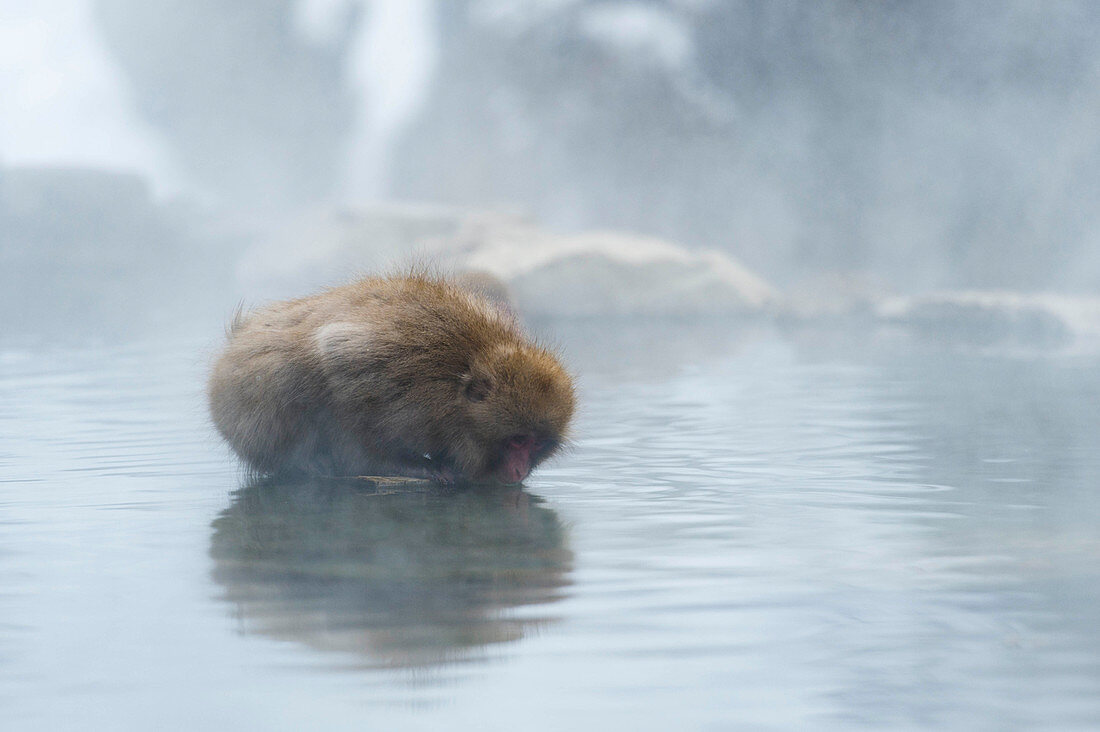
[462,375,492,402]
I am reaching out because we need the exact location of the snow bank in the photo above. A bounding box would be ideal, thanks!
[877,291,1100,348]
[237,205,778,318]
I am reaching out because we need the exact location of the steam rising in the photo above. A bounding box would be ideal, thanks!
[2,1,1099,333]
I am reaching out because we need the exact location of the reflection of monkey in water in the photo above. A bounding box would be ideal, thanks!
[210,478,573,667]
[208,273,575,482]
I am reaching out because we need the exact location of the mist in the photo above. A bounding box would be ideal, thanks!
[5,0,1100,318]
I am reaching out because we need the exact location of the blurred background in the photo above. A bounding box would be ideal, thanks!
[4,0,1100,338]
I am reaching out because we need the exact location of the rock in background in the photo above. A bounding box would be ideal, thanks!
[235,204,777,319]
[877,292,1100,351]
[435,217,776,318]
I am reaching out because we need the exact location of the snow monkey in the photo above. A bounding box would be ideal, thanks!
[208,273,575,484]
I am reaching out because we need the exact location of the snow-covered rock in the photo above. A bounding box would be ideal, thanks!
[436,217,776,318]
[876,291,1100,349]
[236,204,778,318]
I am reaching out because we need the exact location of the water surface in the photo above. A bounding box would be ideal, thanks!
[2,325,1099,729]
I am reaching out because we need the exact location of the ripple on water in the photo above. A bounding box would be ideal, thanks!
[1,331,1100,728]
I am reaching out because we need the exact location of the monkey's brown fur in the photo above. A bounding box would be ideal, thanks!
[208,273,575,483]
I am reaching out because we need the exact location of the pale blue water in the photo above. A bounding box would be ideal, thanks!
[2,324,1099,730]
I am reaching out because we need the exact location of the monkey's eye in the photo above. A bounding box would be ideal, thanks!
[464,377,492,402]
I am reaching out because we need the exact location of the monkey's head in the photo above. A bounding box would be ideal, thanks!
[458,342,575,484]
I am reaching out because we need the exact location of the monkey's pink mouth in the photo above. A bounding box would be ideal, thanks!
[498,456,532,484]
[498,464,530,484]
[498,434,537,484]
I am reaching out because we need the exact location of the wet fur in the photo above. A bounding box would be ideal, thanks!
[208,273,575,481]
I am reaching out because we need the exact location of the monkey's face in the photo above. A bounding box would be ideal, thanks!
[493,433,561,484]
[459,345,575,484]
